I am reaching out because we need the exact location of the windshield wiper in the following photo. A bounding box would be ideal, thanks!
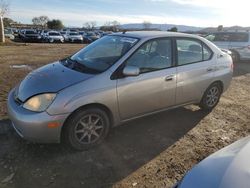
[64,57,101,74]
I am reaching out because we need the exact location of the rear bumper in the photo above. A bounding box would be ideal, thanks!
[7,89,69,143]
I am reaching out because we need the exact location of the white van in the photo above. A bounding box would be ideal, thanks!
[206,32,250,62]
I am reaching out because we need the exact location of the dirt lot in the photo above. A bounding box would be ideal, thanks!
[0,43,249,188]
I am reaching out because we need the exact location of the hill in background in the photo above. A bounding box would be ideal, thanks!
[119,23,250,33]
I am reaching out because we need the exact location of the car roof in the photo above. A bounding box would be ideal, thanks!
[111,31,202,40]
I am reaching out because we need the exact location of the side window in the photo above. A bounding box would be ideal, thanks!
[203,45,212,61]
[126,39,172,73]
[177,39,203,65]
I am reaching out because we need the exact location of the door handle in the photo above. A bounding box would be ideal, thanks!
[207,68,214,72]
[165,75,175,81]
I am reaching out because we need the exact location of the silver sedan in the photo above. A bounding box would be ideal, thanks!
[7,31,233,150]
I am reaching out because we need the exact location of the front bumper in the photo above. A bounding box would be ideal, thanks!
[49,38,64,42]
[70,38,83,43]
[7,89,69,143]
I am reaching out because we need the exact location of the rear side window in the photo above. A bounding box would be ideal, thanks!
[203,45,213,61]
[177,39,212,65]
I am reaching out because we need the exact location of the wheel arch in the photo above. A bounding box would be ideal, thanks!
[61,103,114,142]
[212,80,224,92]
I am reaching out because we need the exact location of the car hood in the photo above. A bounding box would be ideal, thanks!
[17,61,94,102]
[179,136,250,188]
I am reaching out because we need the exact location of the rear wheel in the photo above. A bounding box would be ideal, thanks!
[199,83,222,111]
[63,108,110,151]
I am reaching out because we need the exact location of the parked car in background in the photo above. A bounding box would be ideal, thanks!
[174,136,250,188]
[59,31,67,40]
[85,32,100,43]
[67,32,83,43]
[7,31,233,150]
[4,28,15,40]
[45,31,64,43]
[79,31,91,43]
[19,29,40,42]
[101,31,113,37]
[40,30,49,41]
[206,31,250,62]
[78,31,86,36]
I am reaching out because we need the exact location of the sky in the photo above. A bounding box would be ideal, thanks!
[6,0,250,27]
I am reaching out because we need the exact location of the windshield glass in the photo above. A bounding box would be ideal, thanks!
[26,30,37,34]
[69,35,139,73]
[70,32,78,36]
[49,32,60,36]
[87,32,95,36]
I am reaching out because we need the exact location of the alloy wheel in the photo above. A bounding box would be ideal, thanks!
[74,114,104,144]
[206,86,220,107]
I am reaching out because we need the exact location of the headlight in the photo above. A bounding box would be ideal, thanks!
[23,93,56,112]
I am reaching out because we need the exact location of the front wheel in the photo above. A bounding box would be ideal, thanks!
[199,83,222,111]
[63,108,110,151]
[49,38,54,43]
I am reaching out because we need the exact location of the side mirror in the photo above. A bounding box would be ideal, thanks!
[123,65,140,77]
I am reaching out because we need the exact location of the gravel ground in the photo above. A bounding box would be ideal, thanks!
[0,43,249,188]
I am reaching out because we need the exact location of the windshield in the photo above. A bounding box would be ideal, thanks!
[4,29,12,34]
[49,32,60,36]
[70,32,78,36]
[68,35,139,73]
[26,30,37,34]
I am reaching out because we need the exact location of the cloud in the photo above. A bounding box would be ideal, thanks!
[149,0,250,26]
[10,7,218,27]
[9,0,250,27]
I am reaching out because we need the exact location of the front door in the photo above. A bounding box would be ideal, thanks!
[116,38,177,120]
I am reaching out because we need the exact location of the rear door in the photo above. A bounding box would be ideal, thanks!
[116,38,177,120]
[175,38,215,105]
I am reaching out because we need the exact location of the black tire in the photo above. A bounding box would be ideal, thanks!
[199,82,222,111]
[63,108,110,151]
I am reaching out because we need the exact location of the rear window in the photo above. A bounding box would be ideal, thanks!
[49,32,60,36]
[26,30,37,34]
[206,33,249,42]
